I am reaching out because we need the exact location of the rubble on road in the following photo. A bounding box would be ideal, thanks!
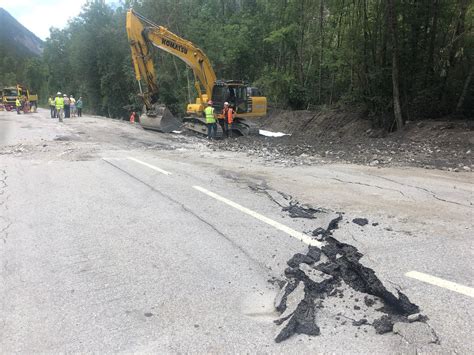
[352,218,369,226]
[282,202,323,219]
[274,214,428,343]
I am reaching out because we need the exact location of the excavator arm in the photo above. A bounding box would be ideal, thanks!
[126,10,160,110]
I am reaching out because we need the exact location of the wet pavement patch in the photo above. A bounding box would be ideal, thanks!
[274,214,427,343]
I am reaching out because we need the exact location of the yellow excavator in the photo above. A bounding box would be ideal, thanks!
[126,9,267,135]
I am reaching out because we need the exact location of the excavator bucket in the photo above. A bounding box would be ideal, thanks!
[139,105,182,133]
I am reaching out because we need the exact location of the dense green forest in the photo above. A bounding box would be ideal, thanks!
[14,0,474,129]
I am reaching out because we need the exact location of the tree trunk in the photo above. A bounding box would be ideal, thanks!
[456,64,473,113]
[409,0,420,80]
[318,0,324,104]
[298,0,306,85]
[441,0,469,104]
[425,0,439,83]
[362,0,370,97]
[387,0,403,130]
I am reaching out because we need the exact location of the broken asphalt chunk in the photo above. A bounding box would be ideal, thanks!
[312,227,326,237]
[287,253,315,268]
[299,263,334,292]
[373,315,394,334]
[282,202,322,219]
[275,295,319,343]
[275,281,305,322]
[352,218,369,226]
[307,246,322,262]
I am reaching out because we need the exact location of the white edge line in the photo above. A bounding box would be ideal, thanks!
[405,271,474,298]
[127,157,172,175]
[193,185,322,247]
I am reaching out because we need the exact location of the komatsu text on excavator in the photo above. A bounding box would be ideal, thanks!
[126,9,267,136]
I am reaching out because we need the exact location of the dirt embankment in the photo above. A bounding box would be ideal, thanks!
[214,109,473,170]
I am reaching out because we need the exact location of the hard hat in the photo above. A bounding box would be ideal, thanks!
[224,102,229,106]
[63,94,67,97]
[57,92,61,95]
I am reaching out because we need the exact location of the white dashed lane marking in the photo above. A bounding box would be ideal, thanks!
[127,157,172,175]
[193,185,322,247]
[405,271,474,298]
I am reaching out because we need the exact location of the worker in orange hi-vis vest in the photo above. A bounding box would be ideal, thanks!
[221,102,235,138]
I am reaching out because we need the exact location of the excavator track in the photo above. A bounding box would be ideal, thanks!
[183,116,258,138]
[183,116,223,138]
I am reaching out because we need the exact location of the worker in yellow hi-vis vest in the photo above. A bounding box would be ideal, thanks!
[204,100,216,140]
[54,92,64,122]
[15,97,21,114]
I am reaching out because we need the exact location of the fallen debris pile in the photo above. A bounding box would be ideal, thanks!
[274,215,426,343]
[207,110,473,170]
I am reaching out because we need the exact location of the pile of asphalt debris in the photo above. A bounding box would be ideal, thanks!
[273,213,429,343]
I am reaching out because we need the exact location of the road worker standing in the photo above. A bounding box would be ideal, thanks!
[221,102,235,138]
[204,100,217,140]
[55,92,64,122]
[70,96,76,117]
[76,97,83,117]
[217,104,227,138]
[63,94,70,118]
[48,96,56,118]
[15,97,21,114]
[130,111,136,123]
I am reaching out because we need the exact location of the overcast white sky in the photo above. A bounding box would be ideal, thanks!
[0,0,116,40]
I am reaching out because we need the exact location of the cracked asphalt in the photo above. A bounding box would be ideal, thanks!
[0,109,473,353]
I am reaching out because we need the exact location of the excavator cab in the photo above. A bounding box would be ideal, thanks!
[211,80,267,117]
[212,81,249,114]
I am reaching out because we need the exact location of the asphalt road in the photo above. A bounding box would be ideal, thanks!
[1,109,472,353]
